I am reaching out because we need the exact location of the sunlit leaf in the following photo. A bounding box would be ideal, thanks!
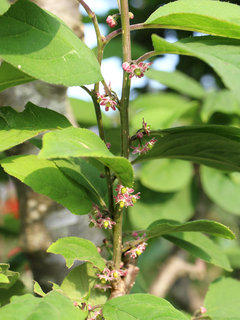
[145,0,240,39]
[0,0,102,86]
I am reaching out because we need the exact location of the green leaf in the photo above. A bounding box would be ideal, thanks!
[55,158,107,207]
[0,0,102,86]
[0,0,9,15]
[47,237,106,270]
[130,93,197,131]
[152,35,240,103]
[164,232,232,271]
[201,90,240,123]
[145,0,240,40]
[225,246,240,269]
[146,69,205,99]
[127,182,196,230]
[39,127,134,187]
[147,219,235,240]
[0,263,19,289]
[69,98,112,128]
[0,102,71,152]
[33,281,46,297]
[0,279,25,306]
[140,159,193,192]
[0,61,34,92]
[60,263,109,305]
[103,294,188,320]
[0,291,87,320]
[0,274,9,284]
[134,125,240,172]
[204,278,240,320]
[1,155,92,214]
[201,166,240,215]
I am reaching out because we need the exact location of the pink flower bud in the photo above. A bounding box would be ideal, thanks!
[200,306,207,314]
[106,15,117,28]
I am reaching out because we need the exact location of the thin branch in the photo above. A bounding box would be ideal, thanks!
[149,255,206,298]
[104,23,164,47]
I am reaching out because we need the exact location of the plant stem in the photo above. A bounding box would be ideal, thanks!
[91,93,114,212]
[104,23,163,47]
[113,0,132,271]
[78,1,115,213]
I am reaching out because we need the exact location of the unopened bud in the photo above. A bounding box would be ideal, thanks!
[101,278,106,284]
[113,271,118,278]
[129,12,134,19]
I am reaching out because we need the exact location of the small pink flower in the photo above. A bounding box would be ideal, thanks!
[132,231,139,238]
[88,309,103,320]
[106,15,117,28]
[106,142,111,149]
[97,93,117,112]
[114,184,140,208]
[73,301,79,307]
[89,205,116,230]
[122,61,153,79]
[136,131,144,139]
[124,242,147,259]
[200,307,207,314]
[142,118,151,136]
[145,138,157,150]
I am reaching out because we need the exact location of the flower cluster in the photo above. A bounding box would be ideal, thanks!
[122,61,152,79]
[96,92,118,112]
[89,205,116,230]
[124,242,147,259]
[94,265,127,292]
[131,118,157,155]
[114,184,140,208]
[131,138,157,155]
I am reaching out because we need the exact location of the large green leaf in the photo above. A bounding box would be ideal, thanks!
[0,291,87,320]
[201,89,240,123]
[201,166,240,215]
[127,182,196,230]
[47,237,106,270]
[0,0,102,86]
[0,279,25,307]
[146,69,204,99]
[60,263,108,305]
[0,62,34,92]
[152,35,240,103]
[134,125,240,172]
[164,232,232,271]
[1,155,92,214]
[39,127,134,187]
[147,219,235,240]
[204,278,240,320]
[103,294,188,320]
[145,0,240,40]
[0,102,71,152]
[0,0,9,15]
[130,93,197,131]
[55,158,107,207]
[140,159,193,192]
